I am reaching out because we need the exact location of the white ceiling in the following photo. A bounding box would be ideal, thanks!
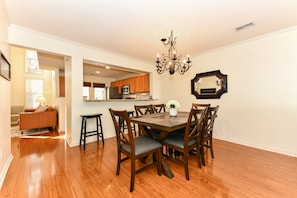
[4,0,297,75]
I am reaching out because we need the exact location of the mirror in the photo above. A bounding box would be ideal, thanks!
[191,70,227,99]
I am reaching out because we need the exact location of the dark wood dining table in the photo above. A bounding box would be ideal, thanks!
[130,111,190,178]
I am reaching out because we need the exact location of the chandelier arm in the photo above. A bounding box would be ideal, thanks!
[155,62,165,74]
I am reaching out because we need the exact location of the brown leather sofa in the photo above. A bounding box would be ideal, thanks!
[19,106,57,130]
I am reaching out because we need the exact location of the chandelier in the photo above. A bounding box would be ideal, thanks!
[155,30,191,75]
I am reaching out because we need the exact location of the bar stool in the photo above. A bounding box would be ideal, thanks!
[80,113,104,150]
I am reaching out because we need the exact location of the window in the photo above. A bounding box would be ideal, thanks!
[83,87,90,100]
[94,88,105,100]
[25,79,44,108]
[25,49,42,74]
[93,83,105,100]
[83,82,91,100]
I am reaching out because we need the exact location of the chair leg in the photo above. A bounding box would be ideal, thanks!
[157,149,162,176]
[130,159,136,192]
[116,150,121,175]
[210,139,214,158]
[184,154,189,180]
[196,144,202,169]
[200,145,205,166]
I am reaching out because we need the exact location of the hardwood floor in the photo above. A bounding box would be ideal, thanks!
[1,131,297,197]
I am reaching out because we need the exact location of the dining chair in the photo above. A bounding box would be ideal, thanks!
[134,104,156,138]
[109,108,162,192]
[134,104,154,116]
[192,103,210,110]
[120,110,136,136]
[200,105,219,165]
[152,104,166,113]
[162,108,208,180]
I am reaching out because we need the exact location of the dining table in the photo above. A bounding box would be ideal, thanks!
[130,111,190,178]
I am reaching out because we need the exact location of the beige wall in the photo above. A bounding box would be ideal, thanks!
[8,26,156,146]
[10,46,54,108]
[6,18,297,159]
[0,0,13,189]
[158,26,297,157]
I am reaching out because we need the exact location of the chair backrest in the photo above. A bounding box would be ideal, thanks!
[204,106,219,134]
[184,108,208,150]
[192,103,210,109]
[152,104,166,113]
[192,103,211,121]
[134,105,154,116]
[109,108,135,153]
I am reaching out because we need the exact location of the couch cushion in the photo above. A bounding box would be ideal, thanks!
[35,105,49,112]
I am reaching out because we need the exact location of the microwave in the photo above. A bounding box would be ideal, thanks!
[122,85,130,94]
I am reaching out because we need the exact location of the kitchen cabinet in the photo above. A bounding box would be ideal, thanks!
[111,73,150,94]
[129,77,136,93]
[133,73,150,93]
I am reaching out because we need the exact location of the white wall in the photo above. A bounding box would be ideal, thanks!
[158,27,297,157]
[8,26,159,147]
[0,0,13,189]
[7,23,297,157]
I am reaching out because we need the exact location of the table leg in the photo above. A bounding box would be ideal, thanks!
[161,157,174,178]
[137,124,174,178]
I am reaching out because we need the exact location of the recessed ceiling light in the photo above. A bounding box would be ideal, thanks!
[95,71,100,74]
[105,66,110,69]
[235,22,255,32]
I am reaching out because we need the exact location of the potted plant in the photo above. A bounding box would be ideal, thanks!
[166,100,181,116]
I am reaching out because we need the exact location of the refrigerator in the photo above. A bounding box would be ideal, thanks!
[106,87,122,99]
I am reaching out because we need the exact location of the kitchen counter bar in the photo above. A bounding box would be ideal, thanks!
[84,99,157,102]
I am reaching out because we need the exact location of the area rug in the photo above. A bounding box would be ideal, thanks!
[11,125,49,137]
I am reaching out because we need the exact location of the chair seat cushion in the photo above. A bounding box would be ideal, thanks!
[162,133,196,149]
[121,136,162,156]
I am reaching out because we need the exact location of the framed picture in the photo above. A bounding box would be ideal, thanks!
[0,51,11,81]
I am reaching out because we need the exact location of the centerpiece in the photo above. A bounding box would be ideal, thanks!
[166,99,181,116]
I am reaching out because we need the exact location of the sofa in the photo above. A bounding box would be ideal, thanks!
[19,105,57,130]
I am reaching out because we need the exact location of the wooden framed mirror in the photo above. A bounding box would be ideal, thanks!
[191,70,227,99]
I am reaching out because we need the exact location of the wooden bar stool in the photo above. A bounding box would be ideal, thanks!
[80,113,104,150]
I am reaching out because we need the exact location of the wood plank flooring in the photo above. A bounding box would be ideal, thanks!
[1,131,297,197]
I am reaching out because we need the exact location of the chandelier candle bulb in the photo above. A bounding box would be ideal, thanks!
[187,55,191,63]
[173,50,177,60]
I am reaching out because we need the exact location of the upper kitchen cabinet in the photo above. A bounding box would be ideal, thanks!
[111,73,150,94]
[129,77,136,93]
[134,73,149,93]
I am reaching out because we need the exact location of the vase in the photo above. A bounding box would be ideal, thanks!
[169,108,177,116]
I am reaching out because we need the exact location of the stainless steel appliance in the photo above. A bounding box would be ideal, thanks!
[106,87,122,99]
[122,85,130,95]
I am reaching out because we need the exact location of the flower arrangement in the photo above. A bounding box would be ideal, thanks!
[166,100,181,109]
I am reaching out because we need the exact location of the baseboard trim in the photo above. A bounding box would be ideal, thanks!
[0,154,14,189]
[214,136,297,158]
